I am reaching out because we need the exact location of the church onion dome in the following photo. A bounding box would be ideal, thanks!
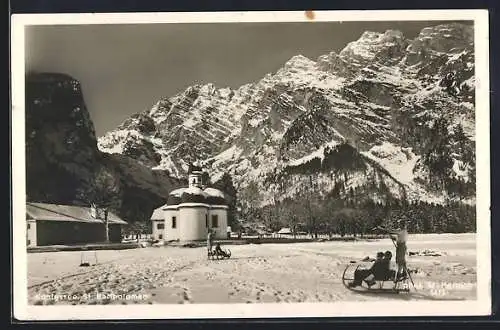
[204,187,228,205]
[181,186,208,204]
[166,187,186,205]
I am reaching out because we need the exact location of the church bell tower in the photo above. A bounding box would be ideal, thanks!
[188,163,203,188]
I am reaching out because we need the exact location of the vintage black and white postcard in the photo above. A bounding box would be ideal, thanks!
[11,10,491,320]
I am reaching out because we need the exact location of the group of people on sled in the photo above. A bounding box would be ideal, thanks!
[348,220,409,288]
[207,229,230,259]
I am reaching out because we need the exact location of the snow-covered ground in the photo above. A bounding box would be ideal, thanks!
[27,233,476,305]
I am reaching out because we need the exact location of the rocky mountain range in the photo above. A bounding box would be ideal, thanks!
[98,23,476,209]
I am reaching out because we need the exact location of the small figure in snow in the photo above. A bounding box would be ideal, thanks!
[389,221,409,281]
[375,221,408,282]
[207,229,214,254]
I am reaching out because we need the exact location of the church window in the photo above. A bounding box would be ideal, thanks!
[211,215,219,228]
[172,216,177,228]
[205,214,208,227]
[157,223,164,230]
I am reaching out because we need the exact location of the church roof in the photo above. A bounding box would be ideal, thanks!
[166,188,185,205]
[204,188,225,198]
[204,187,228,205]
[181,186,208,203]
[150,205,166,220]
[169,188,187,197]
[184,186,208,195]
[166,181,228,206]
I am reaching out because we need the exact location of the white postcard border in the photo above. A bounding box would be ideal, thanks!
[11,9,491,320]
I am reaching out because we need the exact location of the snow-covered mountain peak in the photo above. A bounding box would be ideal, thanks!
[339,29,408,67]
[269,54,345,90]
[416,23,473,47]
[405,23,473,67]
[382,29,405,39]
[199,83,216,95]
[283,54,316,70]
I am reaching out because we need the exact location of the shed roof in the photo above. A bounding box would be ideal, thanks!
[26,202,127,225]
[277,227,292,234]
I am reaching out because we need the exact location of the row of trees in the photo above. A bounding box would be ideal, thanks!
[245,196,476,237]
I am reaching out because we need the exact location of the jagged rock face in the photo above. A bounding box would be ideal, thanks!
[25,73,182,222]
[98,23,476,207]
[26,73,99,203]
[316,51,353,78]
[405,23,473,64]
[339,30,409,68]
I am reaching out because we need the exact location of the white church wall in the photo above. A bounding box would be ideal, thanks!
[164,208,179,241]
[151,219,165,241]
[178,204,209,241]
[208,206,228,240]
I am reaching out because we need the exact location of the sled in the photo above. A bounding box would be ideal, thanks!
[80,250,98,267]
[208,248,231,260]
[341,263,412,294]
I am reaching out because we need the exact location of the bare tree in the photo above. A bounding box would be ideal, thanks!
[88,166,120,243]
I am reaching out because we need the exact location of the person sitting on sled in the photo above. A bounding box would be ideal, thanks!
[349,251,388,288]
[214,242,225,256]
[383,250,397,280]
[365,250,396,284]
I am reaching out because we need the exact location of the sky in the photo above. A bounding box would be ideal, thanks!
[25,20,464,136]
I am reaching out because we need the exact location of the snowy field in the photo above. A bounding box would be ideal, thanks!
[27,233,476,305]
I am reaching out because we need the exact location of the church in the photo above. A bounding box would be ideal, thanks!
[151,164,229,242]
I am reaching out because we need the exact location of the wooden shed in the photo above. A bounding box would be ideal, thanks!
[26,202,127,247]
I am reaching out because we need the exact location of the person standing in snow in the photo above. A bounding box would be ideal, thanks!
[375,220,408,281]
[207,229,214,254]
[389,220,408,281]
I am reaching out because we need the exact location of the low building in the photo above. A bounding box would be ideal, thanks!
[277,227,293,237]
[26,202,127,247]
[151,205,166,241]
